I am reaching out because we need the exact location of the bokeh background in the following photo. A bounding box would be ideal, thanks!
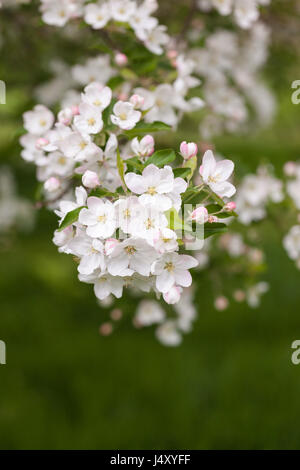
[0,0,300,449]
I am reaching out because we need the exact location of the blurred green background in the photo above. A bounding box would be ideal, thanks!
[0,0,300,450]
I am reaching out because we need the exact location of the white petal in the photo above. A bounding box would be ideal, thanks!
[156,271,175,293]
[214,159,234,182]
[174,269,192,287]
[125,173,147,194]
[201,150,216,181]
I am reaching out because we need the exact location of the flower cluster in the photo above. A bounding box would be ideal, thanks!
[197,0,270,29]
[189,23,275,137]
[235,165,283,225]
[20,80,237,310]
[38,0,169,55]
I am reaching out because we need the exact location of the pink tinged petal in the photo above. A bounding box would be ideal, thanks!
[214,159,234,182]
[176,254,199,269]
[174,269,192,287]
[125,173,147,194]
[201,150,216,181]
[78,208,98,226]
[156,270,175,293]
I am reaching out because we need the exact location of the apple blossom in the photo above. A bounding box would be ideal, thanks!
[84,2,111,29]
[152,252,198,293]
[74,103,104,134]
[111,101,141,130]
[79,197,116,238]
[130,94,145,110]
[131,135,154,158]
[200,150,236,198]
[23,105,54,136]
[163,285,182,305]
[190,206,208,224]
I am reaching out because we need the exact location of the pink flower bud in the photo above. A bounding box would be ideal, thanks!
[208,215,218,223]
[130,94,145,109]
[180,141,198,160]
[105,238,119,256]
[71,105,80,116]
[115,52,128,67]
[163,286,182,304]
[140,134,155,156]
[284,161,297,177]
[190,206,208,223]
[35,137,49,149]
[224,201,236,212]
[82,170,100,189]
[214,296,229,311]
[44,177,60,193]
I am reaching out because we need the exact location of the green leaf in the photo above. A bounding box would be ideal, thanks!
[182,155,197,182]
[124,121,171,138]
[182,188,207,205]
[165,208,192,233]
[106,76,124,90]
[173,168,192,179]
[58,206,85,232]
[145,149,176,167]
[102,98,117,129]
[205,204,222,214]
[117,147,127,191]
[124,157,144,172]
[89,187,117,198]
[203,222,228,239]
[217,212,235,219]
[120,68,138,81]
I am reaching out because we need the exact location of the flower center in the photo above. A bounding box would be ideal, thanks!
[123,209,131,218]
[125,245,136,255]
[80,141,87,150]
[58,156,67,165]
[93,99,102,106]
[208,175,218,183]
[145,218,154,229]
[164,262,174,272]
[119,113,127,120]
[39,119,47,127]
[98,214,107,223]
[147,186,157,195]
[88,117,96,126]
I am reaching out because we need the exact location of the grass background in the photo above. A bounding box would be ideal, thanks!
[0,0,300,449]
